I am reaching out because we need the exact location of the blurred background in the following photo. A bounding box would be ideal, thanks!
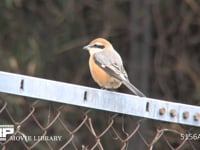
[0,0,200,149]
[0,0,200,104]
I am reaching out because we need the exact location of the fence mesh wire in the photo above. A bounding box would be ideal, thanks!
[0,94,199,150]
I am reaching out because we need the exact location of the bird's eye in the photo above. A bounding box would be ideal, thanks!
[93,44,105,49]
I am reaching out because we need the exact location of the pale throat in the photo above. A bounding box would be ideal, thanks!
[88,48,103,55]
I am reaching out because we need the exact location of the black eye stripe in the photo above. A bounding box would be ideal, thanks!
[92,44,105,49]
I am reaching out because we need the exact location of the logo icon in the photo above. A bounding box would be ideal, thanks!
[0,125,14,141]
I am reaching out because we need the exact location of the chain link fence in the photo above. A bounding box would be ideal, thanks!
[0,94,199,150]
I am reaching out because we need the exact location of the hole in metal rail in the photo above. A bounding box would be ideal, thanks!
[20,79,24,90]
[146,102,150,112]
[84,91,87,101]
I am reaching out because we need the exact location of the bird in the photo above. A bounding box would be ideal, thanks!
[83,38,145,97]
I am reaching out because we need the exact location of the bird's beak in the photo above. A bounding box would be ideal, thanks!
[83,45,90,50]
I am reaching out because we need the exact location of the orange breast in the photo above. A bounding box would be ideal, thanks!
[89,55,121,89]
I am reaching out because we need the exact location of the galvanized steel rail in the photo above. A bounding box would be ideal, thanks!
[0,71,199,127]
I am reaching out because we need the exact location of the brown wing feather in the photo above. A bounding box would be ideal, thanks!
[93,51,145,97]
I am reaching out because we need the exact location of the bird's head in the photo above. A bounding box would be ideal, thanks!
[83,38,113,55]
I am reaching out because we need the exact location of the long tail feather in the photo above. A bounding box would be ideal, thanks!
[122,80,146,97]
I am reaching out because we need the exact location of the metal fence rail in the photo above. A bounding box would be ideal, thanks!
[0,71,199,149]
